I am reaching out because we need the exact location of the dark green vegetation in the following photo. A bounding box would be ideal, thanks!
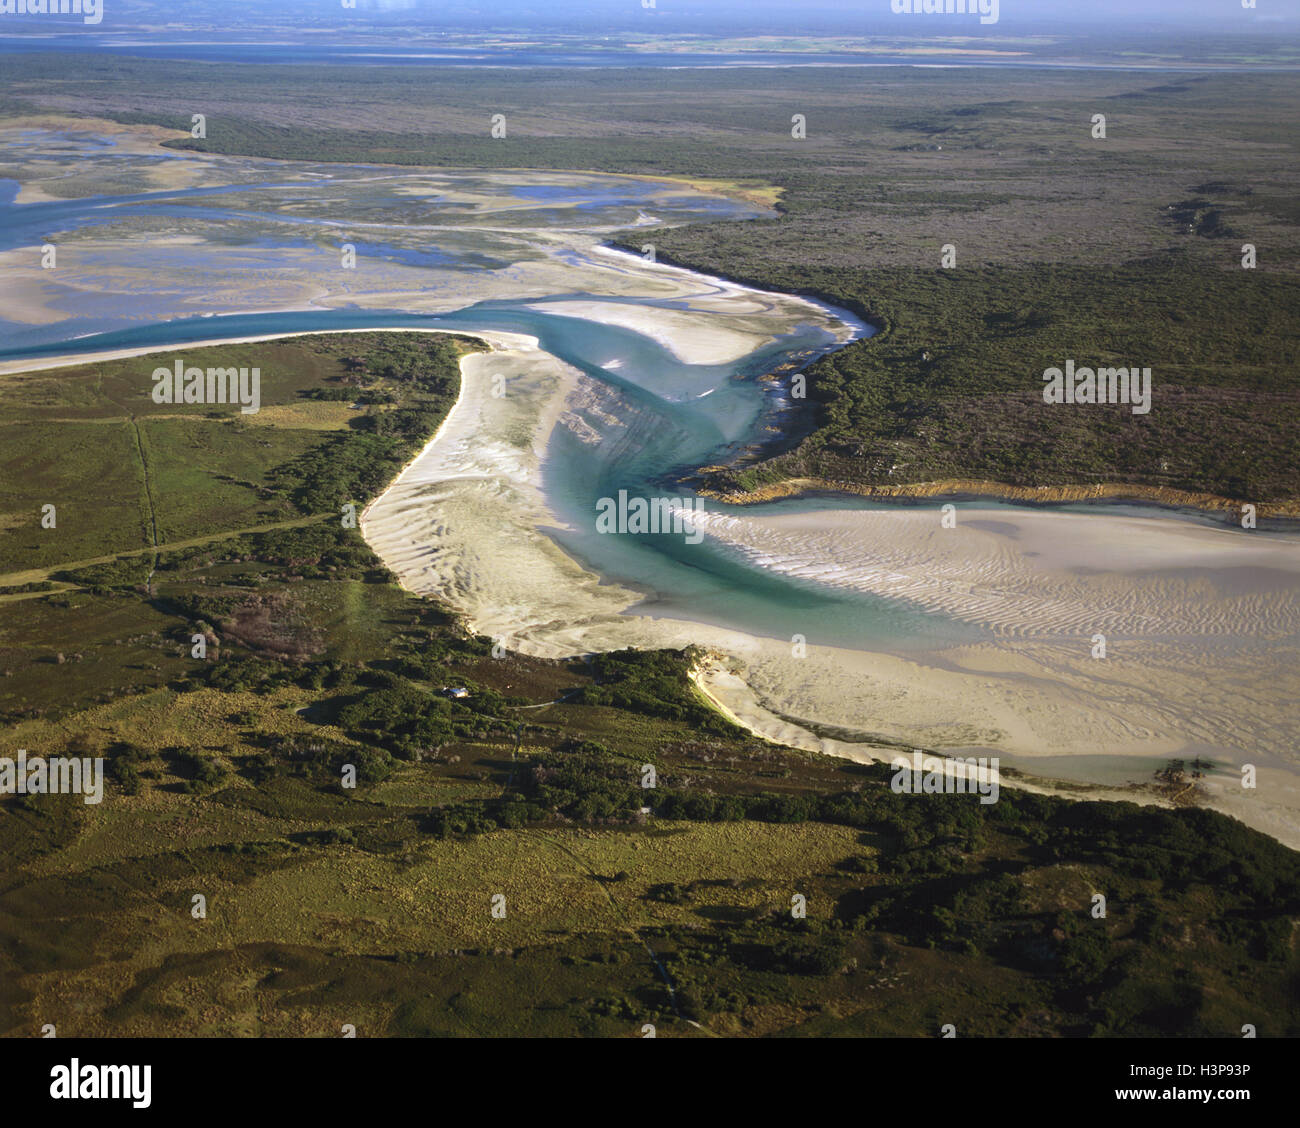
[692,264,1300,503]
[8,54,1295,506]
[1,337,1298,1037]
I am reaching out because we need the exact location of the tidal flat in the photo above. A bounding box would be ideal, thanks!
[2,119,1298,849]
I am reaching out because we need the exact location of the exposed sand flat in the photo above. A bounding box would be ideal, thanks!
[583,243,866,345]
[0,199,815,354]
[0,245,335,328]
[0,279,68,326]
[690,505,1300,639]
[524,299,773,365]
[683,629,1300,849]
[360,342,1300,850]
[1,122,852,391]
[681,506,1300,843]
[0,114,205,202]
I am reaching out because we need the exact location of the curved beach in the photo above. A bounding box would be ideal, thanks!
[360,319,1300,851]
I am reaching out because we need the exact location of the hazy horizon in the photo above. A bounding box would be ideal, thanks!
[0,0,1295,37]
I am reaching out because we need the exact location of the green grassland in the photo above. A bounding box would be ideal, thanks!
[0,333,477,573]
[1,336,1298,1038]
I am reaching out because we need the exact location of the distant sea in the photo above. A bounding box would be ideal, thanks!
[0,37,1293,71]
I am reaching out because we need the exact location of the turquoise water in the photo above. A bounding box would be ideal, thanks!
[0,298,981,653]
[0,159,982,652]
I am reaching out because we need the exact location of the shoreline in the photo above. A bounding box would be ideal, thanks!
[356,325,541,533]
[685,644,1300,854]
[684,656,1175,812]
[4,113,1293,846]
[602,240,884,339]
[0,324,493,378]
[358,330,520,527]
[697,474,1300,522]
[586,243,870,346]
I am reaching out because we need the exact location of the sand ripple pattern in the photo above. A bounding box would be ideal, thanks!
[693,507,1300,641]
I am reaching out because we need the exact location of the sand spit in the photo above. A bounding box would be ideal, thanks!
[0,326,471,378]
[684,625,1300,851]
[700,475,1300,520]
[585,244,866,348]
[353,323,1300,849]
[358,328,634,632]
[684,659,1168,809]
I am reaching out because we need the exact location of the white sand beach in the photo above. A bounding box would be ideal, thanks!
[523,299,775,365]
[359,329,1300,850]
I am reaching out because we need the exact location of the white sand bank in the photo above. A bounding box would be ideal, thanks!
[523,300,773,365]
[361,343,1300,849]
